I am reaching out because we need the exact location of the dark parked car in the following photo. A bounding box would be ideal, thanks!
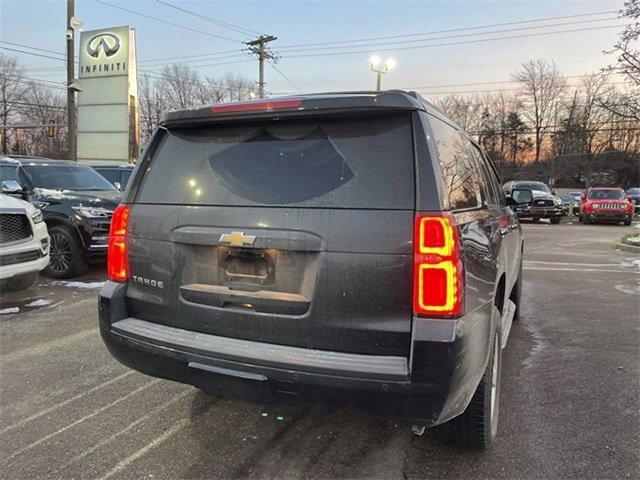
[91,164,135,191]
[0,156,122,278]
[625,187,640,214]
[99,92,528,450]
[503,180,563,224]
[560,191,582,216]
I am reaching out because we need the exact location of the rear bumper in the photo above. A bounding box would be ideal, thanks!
[99,282,494,425]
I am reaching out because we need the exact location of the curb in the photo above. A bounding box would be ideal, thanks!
[611,239,640,254]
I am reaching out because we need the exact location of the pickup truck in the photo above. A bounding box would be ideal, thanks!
[98,91,528,450]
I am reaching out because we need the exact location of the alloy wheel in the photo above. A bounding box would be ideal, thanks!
[49,232,73,274]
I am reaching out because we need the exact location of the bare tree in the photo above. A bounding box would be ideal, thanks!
[18,81,66,157]
[606,0,640,85]
[138,74,167,142]
[602,0,640,121]
[157,64,203,110]
[513,59,567,162]
[0,53,27,153]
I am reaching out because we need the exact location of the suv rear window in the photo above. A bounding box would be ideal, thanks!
[135,114,414,209]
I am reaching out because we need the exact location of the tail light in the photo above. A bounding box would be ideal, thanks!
[107,204,130,282]
[413,214,464,317]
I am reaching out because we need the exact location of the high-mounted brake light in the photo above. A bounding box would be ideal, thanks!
[413,214,463,317]
[107,204,130,282]
[211,99,302,113]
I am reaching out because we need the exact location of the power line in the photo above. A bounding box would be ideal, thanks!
[414,82,631,96]
[93,0,246,44]
[135,15,621,68]
[153,0,262,36]
[281,24,628,59]
[0,41,66,58]
[0,46,65,62]
[141,58,254,74]
[275,10,618,49]
[276,16,620,54]
[6,100,66,109]
[268,61,302,93]
[139,48,243,65]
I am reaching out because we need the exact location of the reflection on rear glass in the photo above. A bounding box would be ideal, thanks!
[210,126,354,204]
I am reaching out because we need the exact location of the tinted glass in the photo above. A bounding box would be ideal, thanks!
[514,182,551,194]
[588,189,625,200]
[94,168,120,185]
[469,143,502,205]
[1,165,20,183]
[23,165,117,191]
[136,114,414,209]
[120,169,133,187]
[428,115,482,210]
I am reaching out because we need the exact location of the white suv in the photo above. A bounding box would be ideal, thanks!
[0,193,50,292]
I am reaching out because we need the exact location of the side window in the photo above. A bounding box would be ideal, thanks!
[1,165,20,183]
[428,114,483,210]
[469,143,501,205]
[96,168,119,185]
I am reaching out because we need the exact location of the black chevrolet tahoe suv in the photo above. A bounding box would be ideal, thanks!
[99,92,529,450]
[0,156,122,277]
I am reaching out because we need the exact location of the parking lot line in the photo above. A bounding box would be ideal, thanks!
[99,418,190,480]
[524,260,630,267]
[0,370,134,436]
[0,328,96,363]
[3,379,161,462]
[55,389,194,474]
[524,267,637,273]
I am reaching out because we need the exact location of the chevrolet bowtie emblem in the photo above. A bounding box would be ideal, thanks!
[219,231,256,247]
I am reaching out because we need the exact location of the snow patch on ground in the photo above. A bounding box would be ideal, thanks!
[58,281,105,289]
[615,284,639,295]
[624,235,640,245]
[25,299,52,307]
[0,307,19,315]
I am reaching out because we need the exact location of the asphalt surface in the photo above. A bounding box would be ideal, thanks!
[1,221,638,479]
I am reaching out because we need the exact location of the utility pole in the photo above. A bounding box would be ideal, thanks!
[246,35,277,98]
[66,0,76,161]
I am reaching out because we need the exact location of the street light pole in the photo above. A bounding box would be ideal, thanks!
[66,0,76,161]
[368,56,396,92]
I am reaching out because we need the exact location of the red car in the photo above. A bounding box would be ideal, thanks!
[579,187,634,225]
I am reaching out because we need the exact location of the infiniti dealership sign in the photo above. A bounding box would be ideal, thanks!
[79,27,130,79]
[77,26,139,164]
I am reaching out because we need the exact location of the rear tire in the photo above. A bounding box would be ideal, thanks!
[550,217,561,225]
[0,271,39,292]
[436,323,502,450]
[44,225,88,279]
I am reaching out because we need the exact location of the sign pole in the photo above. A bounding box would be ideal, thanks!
[66,0,77,161]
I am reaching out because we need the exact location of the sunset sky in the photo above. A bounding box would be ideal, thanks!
[0,0,628,96]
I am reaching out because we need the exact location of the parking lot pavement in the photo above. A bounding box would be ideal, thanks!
[0,223,638,479]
